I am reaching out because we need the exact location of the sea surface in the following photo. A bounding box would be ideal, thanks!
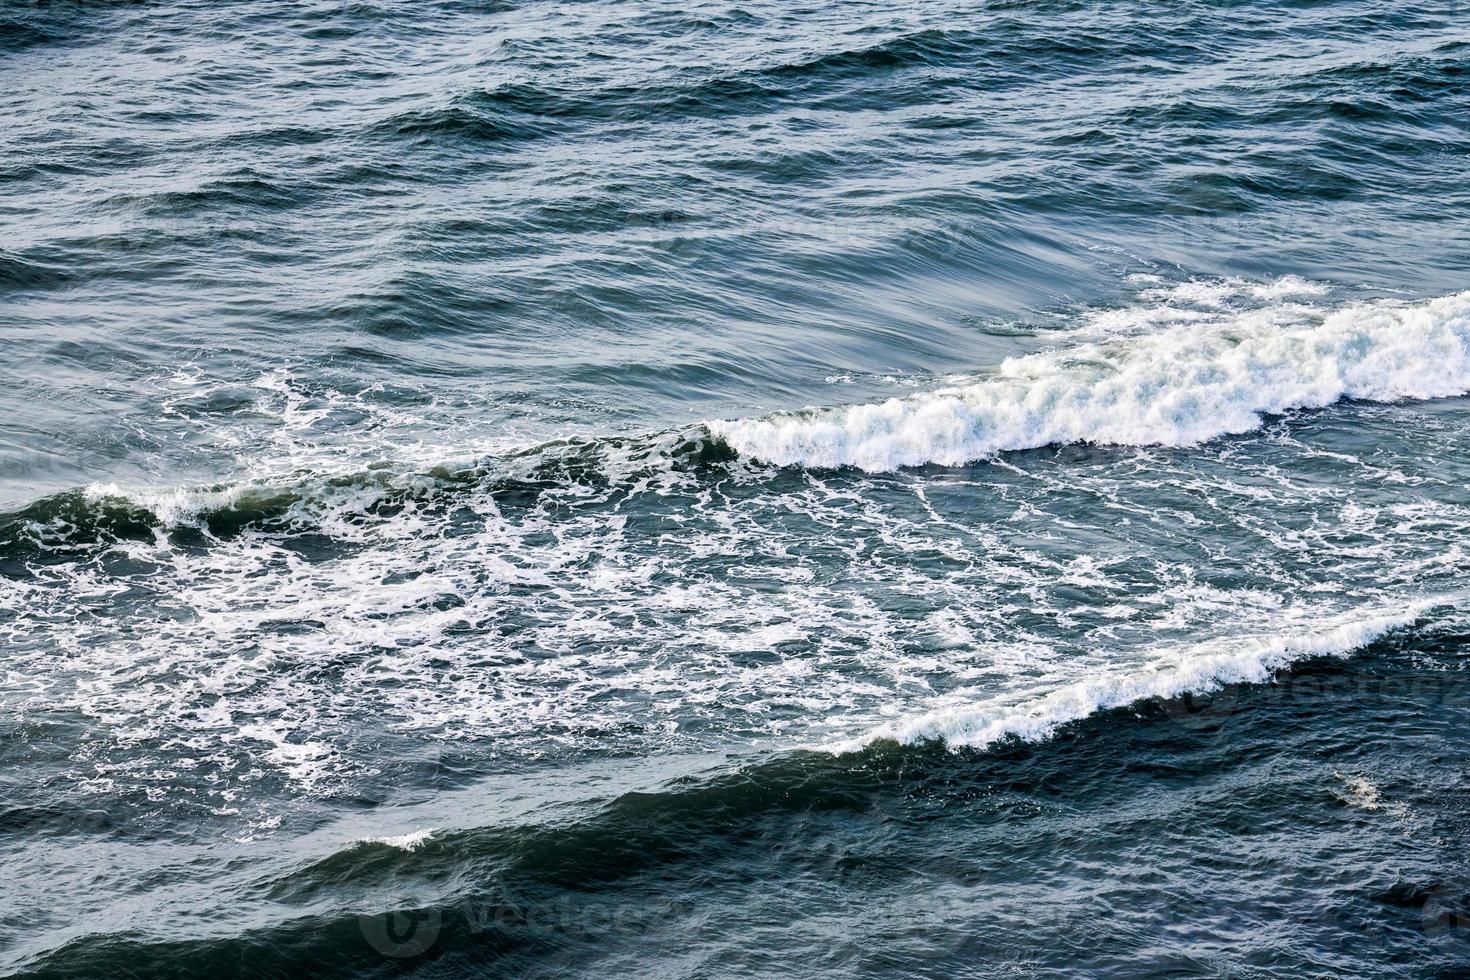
[3,1,1470,977]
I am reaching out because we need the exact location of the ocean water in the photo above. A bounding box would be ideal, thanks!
[3,0,1470,976]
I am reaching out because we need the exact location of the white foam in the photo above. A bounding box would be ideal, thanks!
[358,828,435,851]
[7,281,1469,809]
[711,289,1470,471]
[824,604,1424,753]
[1338,776,1384,811]
[83,482,251,526]
[79,367,543,530]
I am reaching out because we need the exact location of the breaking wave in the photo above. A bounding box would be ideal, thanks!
[828,604,1430,753]
[711,287,1470,471]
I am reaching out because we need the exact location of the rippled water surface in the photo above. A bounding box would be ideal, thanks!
[4,1,1470,976]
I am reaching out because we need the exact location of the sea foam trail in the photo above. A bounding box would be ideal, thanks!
[825,605,1426,754]
[712,290,1470,471]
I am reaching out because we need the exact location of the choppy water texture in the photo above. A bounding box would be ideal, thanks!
[4,1,1470,977]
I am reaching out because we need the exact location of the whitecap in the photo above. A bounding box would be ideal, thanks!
[711,290,1470,471]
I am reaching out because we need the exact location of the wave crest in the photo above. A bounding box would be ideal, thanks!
[711,288,1470,471]
[827,605,1427,753]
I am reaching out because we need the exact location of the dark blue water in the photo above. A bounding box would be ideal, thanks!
[4,1,1470,976]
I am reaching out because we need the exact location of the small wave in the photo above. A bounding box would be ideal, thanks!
[0,250,72,291]
[357,828,435,851]
[82,481,260,527]
[760,28,988,79]
[367,100,550,145]
[826,604,1426,753]
[101,172,310,217]
[710,287,1470,471]
[0,483,305,561]
[0,426,730,563]
[0,16,62,55]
